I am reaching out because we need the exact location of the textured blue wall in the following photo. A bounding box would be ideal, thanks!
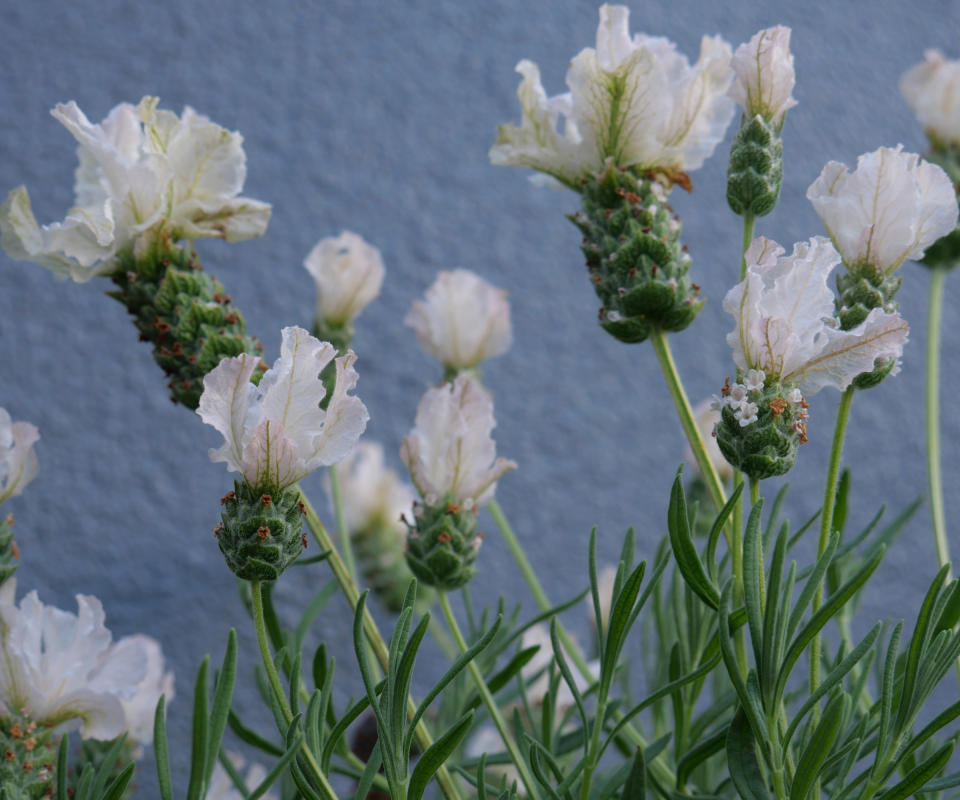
[2,1,959,795]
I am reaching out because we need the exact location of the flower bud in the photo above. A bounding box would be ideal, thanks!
[807,146,958,283]
[404,497,481,591]
[726,115,783,217]
[0,409,38,506]
[901,51,960,150]
[216,481,306,582]
[569,165,703,344]
[729,27,797,128]
[305,231,385,350]
[405,270,512,372]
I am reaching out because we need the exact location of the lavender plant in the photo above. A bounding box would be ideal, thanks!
[2,7,960,800]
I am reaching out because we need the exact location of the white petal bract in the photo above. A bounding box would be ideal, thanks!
[725,236,909,395]
[0,581,162,741]
[807,145,958,273]
[304,231,386,325]
[0,408,39,505]
[400,375,516,507]
[0,97,270,281]
[901,50,960,147]
[491,4,734,184]
[729,26,797,124]
[198,326,369,492]
[405,269,512,370]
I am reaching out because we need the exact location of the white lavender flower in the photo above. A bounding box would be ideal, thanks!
[901,50,960,147]
[491,4,734,188]
[729,26,797,126]
[0,409,39,505]
[400,375,516,507]
[807,145,958,274]
[198,326,368,493]
[405,269,512,371]
[0,97,270,282]
[0,580,165,741]
[724,236,909,396]
[304,231,385,326]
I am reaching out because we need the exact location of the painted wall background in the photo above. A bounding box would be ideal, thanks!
[2,1,959,796]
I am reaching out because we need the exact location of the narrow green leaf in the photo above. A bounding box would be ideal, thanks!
[261,581,286,654]
[227,708,284,756]
[550,617,589,734]
[893,699,960,768]
[527,741,562,800]
[322,684,383,771]
[352,591,394,758]
[761,522,788,703]
[602,559,647,693]
[934,579,960,634]
[353,741,383,800]
[621,747,646,800]
[776,545,884,704]
[669,469,720,610]
[392,613,430,741]
[742,499,766,674]
[677,727,727,789]
[790,691,847,800]
[88,735,130,800]
[464,645,540,713]
[876,742,954,800]
[876,621,904,767]
[787,533,840,640]
[249,734,304,800]
[784,622,881,750]
[305,690,323,760]
[726,706,768,800]
[832,469,851,538]
[206,629,238,788]
[101,764,137,800]
[186,656,210,800]
[707,483,744,586]
[409,711,475,800]
[407,615,501,755]
[896,565,950,733]
[56,733,69,800]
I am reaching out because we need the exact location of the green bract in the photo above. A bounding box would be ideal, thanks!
[727,115,784,217]
[570,165,703,344]
[405,498,481,592]
[216,481,305,582]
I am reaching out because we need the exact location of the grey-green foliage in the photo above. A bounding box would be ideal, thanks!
[668,471,959,800]
[0,512,18,586]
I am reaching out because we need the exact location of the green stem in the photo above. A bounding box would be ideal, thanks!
[740,212,755,281]
[298,491,464,800]
[438,592,542,800]
[749,476,760,508]
[810,387,855,698]
[487,498,678,788]
[328,464,357,581]
[926,267,951,573]
[649,329,728,524]
[251,580,340,800]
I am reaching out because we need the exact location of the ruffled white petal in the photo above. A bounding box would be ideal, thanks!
[198,353,261,474]
[304,231,386,325]
[491,5,734,183]
[901,50,960,147]
[4,97,270,281]
[400,375,516,506]
[724,235,906,397]
[116,635,174,744]
[807,145,959,273]
[785,307,909,395]
[405,269,513,369]
[0,586,151,740]
[0,408,40,504]
[729,26,797,124]
[198,326,368,492]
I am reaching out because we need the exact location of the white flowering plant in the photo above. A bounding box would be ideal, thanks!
[3,7,960,800]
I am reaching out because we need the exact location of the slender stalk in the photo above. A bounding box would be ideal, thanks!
[810,387,855,695]
[327,464,357,581]
[488,498,678,788]
[298,491,464,800]
[740,212,755,281]
[926,267,951,573]
[649,329,729,523]
[749,476,760,508]
[438,592,542,800]
[251,580,340,800]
